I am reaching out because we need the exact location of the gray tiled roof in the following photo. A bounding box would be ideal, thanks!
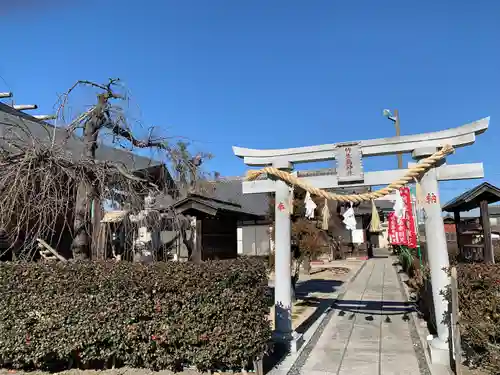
[174,194,260,217]
[211,178,270,217]
[0,102,161,171]
[442,182,500,212]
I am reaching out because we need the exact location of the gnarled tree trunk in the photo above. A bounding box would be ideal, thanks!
[71,95,106,260]
[71,180,92,260]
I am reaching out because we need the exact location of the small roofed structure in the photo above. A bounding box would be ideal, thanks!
[442,182,500,263]
[172,193,264,261]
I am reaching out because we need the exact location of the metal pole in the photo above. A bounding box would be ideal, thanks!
[394,109,403,169]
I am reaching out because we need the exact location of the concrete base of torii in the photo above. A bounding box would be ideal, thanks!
[427,336,451,366]
[273,331,304,353]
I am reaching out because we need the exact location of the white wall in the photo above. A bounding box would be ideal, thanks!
[336,216,365,243]
[237,227,243,255]
[238,224,271,256]
[378,224,389,248]
[160,229,191,260]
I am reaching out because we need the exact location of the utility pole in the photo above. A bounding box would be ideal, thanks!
[383,108,403,169]
[394,109,403,169]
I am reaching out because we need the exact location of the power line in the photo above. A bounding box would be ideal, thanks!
[0,73,12,92]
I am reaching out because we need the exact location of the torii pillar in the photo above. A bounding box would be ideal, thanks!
[272,161,303,351]
[413,147,450,365]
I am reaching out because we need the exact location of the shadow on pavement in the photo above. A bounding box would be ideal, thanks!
[262,342,289,374]
[267,279,343,303]
[334,299,416,316]
[295,279,343,296]
[371,253,389,258]
[263,279,344,373]
[294,296,337,335]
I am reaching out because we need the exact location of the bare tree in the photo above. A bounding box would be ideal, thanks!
[268,188,342,287]
[0,138,151,261]
[168,140,214,263]
[0,78,215,261]
[54,79,176,259]
[169,140,213,198]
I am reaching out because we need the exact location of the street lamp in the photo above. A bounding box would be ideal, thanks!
[383,108,403,169]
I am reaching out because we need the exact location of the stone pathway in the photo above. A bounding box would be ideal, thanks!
[289,254,428,375]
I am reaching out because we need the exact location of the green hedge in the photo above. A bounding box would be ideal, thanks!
[0,258,271,372]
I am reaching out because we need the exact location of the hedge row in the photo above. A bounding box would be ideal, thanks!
[0,258,272,372]
[448,264,500,373]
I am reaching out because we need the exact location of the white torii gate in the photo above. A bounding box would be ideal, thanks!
[233,117,489,363]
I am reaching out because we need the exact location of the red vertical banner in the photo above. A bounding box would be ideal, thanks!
[388,187,418,248]
[387,212,397,244]
[397,217,409,246]
[388,212,407,246]
[399,187,417,248]
[387,212,393,243]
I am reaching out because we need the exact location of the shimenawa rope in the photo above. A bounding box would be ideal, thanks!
[245,144,454,203]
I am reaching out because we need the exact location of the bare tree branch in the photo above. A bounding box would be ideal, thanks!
[1,77,216,262]
[104,121,171,150]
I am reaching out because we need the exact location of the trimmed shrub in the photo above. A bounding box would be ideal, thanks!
[447,264,500,373]
[0,258,271,372]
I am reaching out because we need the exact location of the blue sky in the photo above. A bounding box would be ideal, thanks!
[2,0,499,203]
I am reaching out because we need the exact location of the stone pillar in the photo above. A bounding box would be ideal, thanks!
[272,162,303,352]
[413,147,450,365]
[274,178,293,339]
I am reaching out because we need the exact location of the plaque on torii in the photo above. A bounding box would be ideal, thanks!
[335,142,364,183]
[233,117,489,358]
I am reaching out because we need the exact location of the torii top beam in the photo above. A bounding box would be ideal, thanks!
[233,117,489,166]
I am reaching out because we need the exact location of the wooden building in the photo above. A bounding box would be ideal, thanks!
[442,182,500,263]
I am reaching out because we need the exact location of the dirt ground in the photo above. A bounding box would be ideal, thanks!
[268,259,364,330]
[459,368,489,375]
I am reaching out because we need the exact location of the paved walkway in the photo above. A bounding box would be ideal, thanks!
[291,254,427,375]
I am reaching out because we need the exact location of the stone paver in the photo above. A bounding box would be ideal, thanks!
[296,254,423,375]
